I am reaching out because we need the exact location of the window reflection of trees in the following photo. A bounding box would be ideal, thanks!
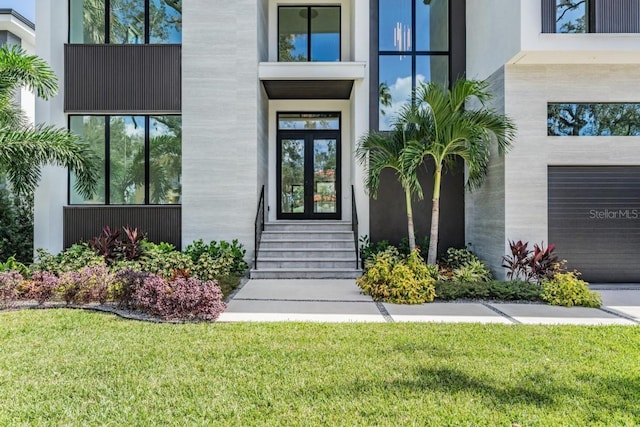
[72,0,182,44]
[555,0,587,33]
[281,140,304,213]
[548,104,640,136]
[71,115,181,204]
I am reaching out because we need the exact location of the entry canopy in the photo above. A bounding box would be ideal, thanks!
[258,62,366,100]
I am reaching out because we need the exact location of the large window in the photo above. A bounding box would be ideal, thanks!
[278,6,340,62]
[70,115,182,204]
[69,0,182,44]
[543,0,640,33]
[377,0,449,130]
[548,103,640,136]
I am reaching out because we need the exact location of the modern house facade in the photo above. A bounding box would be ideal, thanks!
[33,0,640,281]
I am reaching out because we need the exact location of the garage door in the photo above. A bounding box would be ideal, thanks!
[548,166,640,283]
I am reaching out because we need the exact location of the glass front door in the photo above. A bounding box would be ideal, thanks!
[278,131,340,219]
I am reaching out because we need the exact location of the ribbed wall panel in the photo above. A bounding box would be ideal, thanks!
[596,0,640,32]
[63,206,181,249]
[65,44,181,113]
[541,0,556,33]
[548,166,640,282]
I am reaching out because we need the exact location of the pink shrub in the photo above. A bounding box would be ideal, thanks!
[59,265,114,305]
[0,271,23,309]
[134,274,226,321]
[27,271,59,305]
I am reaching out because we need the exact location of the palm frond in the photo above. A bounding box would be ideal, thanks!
[0,124,98,197]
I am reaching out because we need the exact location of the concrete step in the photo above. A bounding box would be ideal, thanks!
[250,268,363,279]
[261,230,354,240]
[256,258,358,269]
[258,248,356,259]
[259,239,355,249]
[264,221,353,232]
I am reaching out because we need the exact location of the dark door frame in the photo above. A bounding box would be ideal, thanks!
[276,129,341,220]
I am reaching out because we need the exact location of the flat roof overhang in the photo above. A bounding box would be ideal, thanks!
[258,62,366,100]
[508,50,640,66]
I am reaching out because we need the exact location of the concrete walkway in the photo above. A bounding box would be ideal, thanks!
[217,279,640,325]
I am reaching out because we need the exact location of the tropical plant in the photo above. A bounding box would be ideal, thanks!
[502,240,563,283]
[541,271,601,308]
[357,117,425,251]
[357,248,435,304]
[397,79,516,264]
[0,45,97,197]
[358,235,390,267]
[0,180,33,263]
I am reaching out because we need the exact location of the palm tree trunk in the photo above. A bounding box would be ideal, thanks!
[427,165,442,265]
[405,188,416,251]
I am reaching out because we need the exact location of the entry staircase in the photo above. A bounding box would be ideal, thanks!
[250,221,362,279]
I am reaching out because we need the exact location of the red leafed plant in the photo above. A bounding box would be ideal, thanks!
[89,225,145,265]
[502,240,562,283]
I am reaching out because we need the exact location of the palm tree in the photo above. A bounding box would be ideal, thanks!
[0,45,96,197]
[356,120,424,252]
[399,79,516,264]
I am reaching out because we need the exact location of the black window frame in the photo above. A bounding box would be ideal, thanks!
[67,114,182,206]
[372,0,465,131]
[68,0,182,44]
[547,102,640,136]
[276,112,342,220]
[277,5,342,62]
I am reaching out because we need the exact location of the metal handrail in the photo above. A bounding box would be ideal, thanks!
[351,185,359,269]
[254,185,265,270]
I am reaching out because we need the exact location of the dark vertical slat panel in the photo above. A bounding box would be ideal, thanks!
[548,166,640,282]
[64,44,181,113]
[64,206,182,249]
[541,0,556,33]
[596,0,640,33]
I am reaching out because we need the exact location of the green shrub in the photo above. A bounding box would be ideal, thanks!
[0,185,33,264]
[184,239,248,275]
[357,249,435,304]
[142,249,195,279]
[435,280,542,301]
[451,259,492,284]
[541,272,602,308]
[444,247,480,270]
[359,236,390,267]
[0,255,29,276]
[31,244,105,275]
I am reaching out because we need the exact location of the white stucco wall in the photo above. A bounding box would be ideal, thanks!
[33,0,67,254]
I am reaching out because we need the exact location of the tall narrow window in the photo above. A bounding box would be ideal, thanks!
[278,6,340,62]
[69,0,106,43]
[555,0,588,33]
[70,116,106,204]
[149,0,182,44]
[378,0,450,130]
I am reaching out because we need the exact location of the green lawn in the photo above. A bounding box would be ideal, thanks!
[1,310,639,426]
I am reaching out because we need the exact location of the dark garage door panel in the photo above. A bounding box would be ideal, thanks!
[548,166,640,283]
